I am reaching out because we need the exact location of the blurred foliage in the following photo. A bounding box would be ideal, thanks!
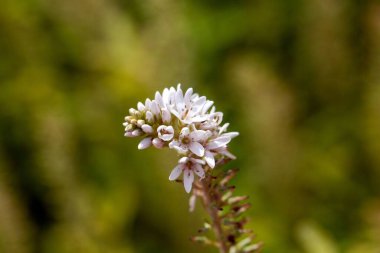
[0,0,380,252]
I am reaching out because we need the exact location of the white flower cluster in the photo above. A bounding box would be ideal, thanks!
[123,84,239,193]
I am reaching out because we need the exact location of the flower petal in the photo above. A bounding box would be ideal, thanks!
[137,102,145,111]
[169,87,176,104]
[192,164,205,178]
[175,84,184,105]
[145,111,154,123]
[145,98,152,108]
[155,91,164,107]
[218,148,237,159]
[161,108,171,123]
[162,88,170,105]
[189,157,206,165]
[218,123,230,134]
[207,136,231,149]
[178,157,189,164]
[221,132,239,139]
[189,141,205,157]
[169,166,183,181]
[193,96,206,107]
[191,115,209,123]
[169,140,188,154]
[183,169,194,193]
[138,137,152,150]
[150,101,160,116]
[205,151,215,168]
[184,88,193,106]
[201,100,214,114]
[160,134,173,141]
[170,107,181,120]
[189,130,209,142]
[210,112,223,124]
[180,127,190,139]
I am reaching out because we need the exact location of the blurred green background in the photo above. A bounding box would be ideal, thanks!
[1,0,380,252]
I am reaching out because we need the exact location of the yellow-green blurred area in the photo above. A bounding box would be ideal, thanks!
[1,0,380,252]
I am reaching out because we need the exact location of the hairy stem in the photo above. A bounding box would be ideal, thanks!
[199,177,229,253]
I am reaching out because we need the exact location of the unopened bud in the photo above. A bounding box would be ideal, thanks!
[137,119,145,127]
[145,111,154,123]
[137,102,145,111]
[152,138,165,148]
[141,124,154,134]
[125,124,134,131]
[129,108,137,115]
[124,131,134,137]
[132,129,143,136]
[138,137,152,150]
[124,116,133,121]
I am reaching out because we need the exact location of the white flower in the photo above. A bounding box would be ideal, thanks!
[169,127,210,157]
[169,84,214,124]
[157,125,174,141]
[204,132,239,167]
[207,132,239,149]
[168,157,206,193]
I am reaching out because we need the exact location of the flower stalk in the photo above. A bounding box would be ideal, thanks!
[191,163,261,253]
[198,177,229,253]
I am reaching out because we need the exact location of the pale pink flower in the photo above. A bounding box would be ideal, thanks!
[157,125,174,141]
[169,127,210,157]
[168,157,205,193]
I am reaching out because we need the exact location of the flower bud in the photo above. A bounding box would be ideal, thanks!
[124,131,134,137]
[152,138,165,148]
[137,119,145,127]
[145,111,154,123]
[141,124,153,134]
[138,137,152,149]
[129,108,137,115]
[161,108,171,124]
[124,124,134,131]
[132,129,143,136]
[137,102,145,111]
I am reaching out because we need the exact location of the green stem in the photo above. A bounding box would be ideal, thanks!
[199,177,229,253]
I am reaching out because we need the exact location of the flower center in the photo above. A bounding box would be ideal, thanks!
[161,129,171,134]
[182,137,191,144]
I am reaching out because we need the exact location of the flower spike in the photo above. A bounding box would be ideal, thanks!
[123,85,261,253]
